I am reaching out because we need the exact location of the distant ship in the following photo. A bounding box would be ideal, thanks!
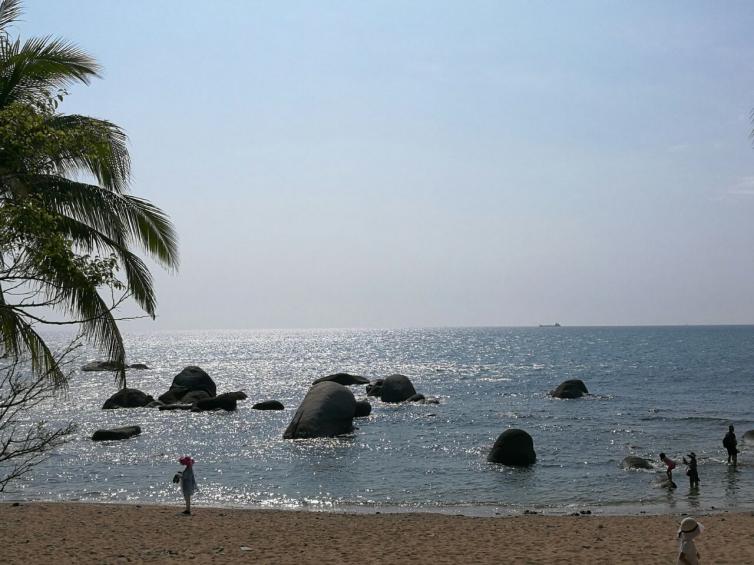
[538,323,561,327]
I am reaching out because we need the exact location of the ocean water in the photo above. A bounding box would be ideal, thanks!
[2,326,753,516]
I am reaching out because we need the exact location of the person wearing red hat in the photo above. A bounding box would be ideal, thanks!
[174,456,197,515]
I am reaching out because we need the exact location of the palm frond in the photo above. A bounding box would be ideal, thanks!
[20,175,179,270]
[45,114,130,193]
[0,0,22,33]
[0,35,100,107]
[0,290,66,386]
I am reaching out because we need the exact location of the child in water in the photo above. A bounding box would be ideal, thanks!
[683,452,700,489]
[677,516,703,564]
[659,453,677,488]
[173,456,198,515]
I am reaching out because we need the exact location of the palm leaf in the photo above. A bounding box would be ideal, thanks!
[0,0,22,33]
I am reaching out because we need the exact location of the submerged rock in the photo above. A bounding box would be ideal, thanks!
[129,363,150,370]
[92,425,141,441]
[283,381,356,439]
[742,430,754,444]
[354,400,372,417]
[312,373,370,386]
[102,388,154,409]
[158,404,193,411]
[380,374,417,403]
[550,379,589,399]
[406,393,425,402]
[621,456,654,470]
[366,379,384,397]
[252,400,285,411]
[81,360,126,372]
[487,429,536,466]
[193,391,248,412]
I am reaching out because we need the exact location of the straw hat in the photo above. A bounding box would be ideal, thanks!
[679,517,703,534]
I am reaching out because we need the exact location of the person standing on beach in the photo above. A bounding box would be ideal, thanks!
[659,453,677,487]
[723,425,738,466]
[676,516,703,564]
[174,456,198,515]
[683,452,700,489]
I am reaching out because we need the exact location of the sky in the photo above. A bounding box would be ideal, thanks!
[18,1,754,329]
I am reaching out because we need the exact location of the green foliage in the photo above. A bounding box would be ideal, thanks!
[0,0,178,388]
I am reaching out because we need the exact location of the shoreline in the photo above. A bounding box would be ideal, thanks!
[3,495,753,519]
[2,502,754,563]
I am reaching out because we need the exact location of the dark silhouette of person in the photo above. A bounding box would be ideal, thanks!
[723,425,738,466]
[683,452,700,488]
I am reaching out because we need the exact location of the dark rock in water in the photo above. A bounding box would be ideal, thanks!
[406,393,425,402]
[283,381,356,439]
[380,374,417,403]
[253,400,284,411]
[621,456,654,470]
[487,429,536,466]
[366,379,384,397]
[102,388,154,409]
[312,373,370,386]
[158,366,216,404]
[181,390,212,404]
[194,391,248,412]
[421,397,440,405]
[550,379,589,399]
[129,363,150,370]
[92,425,141,441]
[354,400,372,417]
[81,360,126,372]
[145,400,164,408]
[158,404,193,411]
[742,430,754,444]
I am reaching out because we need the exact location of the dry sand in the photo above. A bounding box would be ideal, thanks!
[1,503,754,564]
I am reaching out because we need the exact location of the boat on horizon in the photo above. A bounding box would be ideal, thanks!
[538,322,562,327]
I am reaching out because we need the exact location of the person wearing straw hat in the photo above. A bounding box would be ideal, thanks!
[683,452,700,489]
[677,516,703,564]
[173,456,198,515]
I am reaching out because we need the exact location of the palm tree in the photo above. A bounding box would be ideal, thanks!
[0,0,178,387]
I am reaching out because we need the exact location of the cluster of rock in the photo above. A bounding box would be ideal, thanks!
[365,374,438,404]
[282,372,433,439]
[93,366,283,441]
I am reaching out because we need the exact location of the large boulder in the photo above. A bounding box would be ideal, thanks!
[742,430,754,444]
[82,360,126,372]
[366,380,384,397]
[158,366,216,404]
[102,388,154,409]
[92,426,141,441]
[253,400,284,411]
[193,391,248,412]
[621,456,654,470]
[487,429,536,466]
[380,374,417,403]
[550,379,589,399]
[354,400,372,417]
[312,373,370,386]
[283,381,357,439]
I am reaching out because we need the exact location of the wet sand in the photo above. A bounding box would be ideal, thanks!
[1,502,753,564]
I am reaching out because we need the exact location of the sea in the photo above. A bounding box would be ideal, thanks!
[2,326,753,516]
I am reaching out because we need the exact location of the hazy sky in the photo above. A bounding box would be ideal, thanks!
[20,1,754,329]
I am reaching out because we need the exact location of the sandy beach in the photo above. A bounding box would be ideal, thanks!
[1,503,753,564]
